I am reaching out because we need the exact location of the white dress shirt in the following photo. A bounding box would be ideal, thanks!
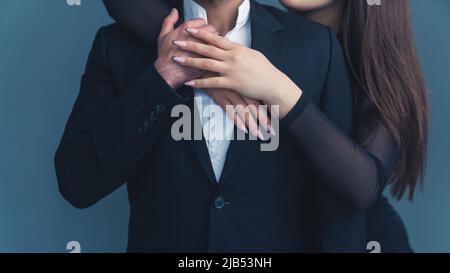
[183,0,252,181]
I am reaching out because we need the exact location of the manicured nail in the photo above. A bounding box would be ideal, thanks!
[184,81,195,86]
[257,130,265,141]
[268,124,276,136]
[239,125,249,134]
[172,56,186,63]
[173,40,187,47]
[185,28,198,34]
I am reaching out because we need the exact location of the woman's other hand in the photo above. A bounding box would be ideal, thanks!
[201,72,273,140]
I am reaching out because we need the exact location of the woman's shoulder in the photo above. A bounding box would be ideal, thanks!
[354,93,396,154]
[254,2,331,42]
[261,3,328,32]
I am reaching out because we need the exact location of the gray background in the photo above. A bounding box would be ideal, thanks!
[0,0,449,252]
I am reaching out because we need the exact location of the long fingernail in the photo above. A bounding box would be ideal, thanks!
[268,124,276,136]
[173,40,187,47]
[257,130,265,141]
[185,28,198,34]
[172,56,186,63]
[239,125,248,134]
[185,81,195,86]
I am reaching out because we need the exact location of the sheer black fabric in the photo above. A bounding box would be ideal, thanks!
[102,0,412,252]
[282,93,398,209]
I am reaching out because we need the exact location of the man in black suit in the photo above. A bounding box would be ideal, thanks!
[55,0,365,252]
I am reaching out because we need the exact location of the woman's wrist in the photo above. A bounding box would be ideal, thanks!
[265,74,302,118]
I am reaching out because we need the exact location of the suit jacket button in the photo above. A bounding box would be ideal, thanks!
[138,125,148,134]
[214,196,226,210]
[150,111,158,122]
[156,104,166,113]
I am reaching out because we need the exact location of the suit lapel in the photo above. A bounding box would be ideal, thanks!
[218,1,285,186]
[186,92,218,185]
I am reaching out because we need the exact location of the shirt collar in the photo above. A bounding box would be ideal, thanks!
[183,0,251,33]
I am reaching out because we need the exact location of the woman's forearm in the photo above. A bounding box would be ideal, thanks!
[264,72,303,118]
[281,95,398,209]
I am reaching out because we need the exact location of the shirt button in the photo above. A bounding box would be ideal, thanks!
[214,196,226,210]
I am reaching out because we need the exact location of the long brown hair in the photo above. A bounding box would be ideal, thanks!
[340,0,429,200]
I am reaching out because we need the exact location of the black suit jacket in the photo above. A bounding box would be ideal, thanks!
[55,1,365,252]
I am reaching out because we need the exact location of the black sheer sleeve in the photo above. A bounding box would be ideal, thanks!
[103,0,172,45]
[282,93,398,209]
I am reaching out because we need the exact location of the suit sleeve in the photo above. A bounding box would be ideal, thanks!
[282,28,366,252]
[54,27,188,209]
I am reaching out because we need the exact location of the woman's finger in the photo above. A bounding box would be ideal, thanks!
[173,40,227,61]
[185,77,230,89]
[173,56,228,74]
[208,89,248,134]
[221,99,248,134]
[229,95,264,140]
[242,97,273,135]
[185,28,235,50]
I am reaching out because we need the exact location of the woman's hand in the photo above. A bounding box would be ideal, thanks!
[171,28,303,118]
[203,72,273,139]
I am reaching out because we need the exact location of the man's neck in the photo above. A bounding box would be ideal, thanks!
[194,0,244,34]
